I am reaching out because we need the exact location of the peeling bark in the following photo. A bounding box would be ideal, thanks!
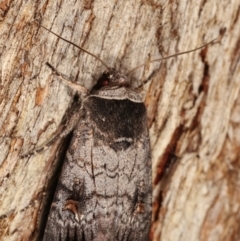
[0,0,239,240]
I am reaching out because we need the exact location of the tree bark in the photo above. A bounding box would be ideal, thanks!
[0,0,239,241]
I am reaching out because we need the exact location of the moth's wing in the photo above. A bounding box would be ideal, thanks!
[112,135,152,241]
[43,117,94,241]
[86,98,152,241]
[43,100,152,241]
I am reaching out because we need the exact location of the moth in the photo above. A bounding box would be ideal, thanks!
[39,25,217,241]
[41,26,151,241]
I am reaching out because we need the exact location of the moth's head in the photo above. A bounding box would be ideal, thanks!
[40,24,219,96]
[90,69,130,92]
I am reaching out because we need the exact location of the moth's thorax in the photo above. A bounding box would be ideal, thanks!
[89,69,142,102]
[89,86,142,102]
[83,96,148,151]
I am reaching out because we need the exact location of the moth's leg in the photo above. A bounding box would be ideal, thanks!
[46,62,89,95]
[20,62,88,158]
[20,100,83,158]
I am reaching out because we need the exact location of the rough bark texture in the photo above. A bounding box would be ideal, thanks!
[0,0,239,241]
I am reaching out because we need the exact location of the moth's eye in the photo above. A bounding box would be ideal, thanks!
[100,79,109,86]
[102,79,109,86]
[91,73,111,91]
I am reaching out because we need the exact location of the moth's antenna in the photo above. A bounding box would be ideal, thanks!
[127,38,219,76]
[39,24,111,71]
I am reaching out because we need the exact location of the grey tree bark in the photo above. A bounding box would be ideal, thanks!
[0,0,239,241]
